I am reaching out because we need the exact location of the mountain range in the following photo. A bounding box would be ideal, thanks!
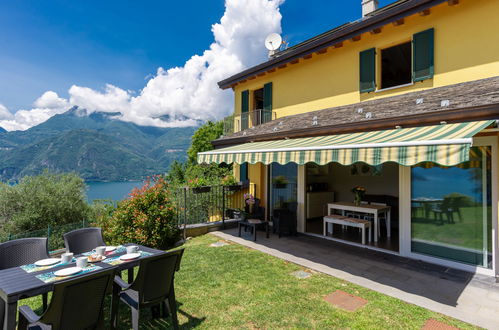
[0,107,197,181]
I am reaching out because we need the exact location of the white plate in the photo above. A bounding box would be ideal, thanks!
[34,258,61,267]
[105,246,116,252]
[119,253,141,261]
[54,267,82,277]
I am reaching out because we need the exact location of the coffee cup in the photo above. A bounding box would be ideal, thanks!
[95,246,106,256]
[61,252,74,264]
[76,256,88,268]
[126,245,139,254]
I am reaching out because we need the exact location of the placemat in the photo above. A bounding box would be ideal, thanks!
[36,265,103,283]
[81,245,126,257]
[103,251,153,266]
[21,258,76,274]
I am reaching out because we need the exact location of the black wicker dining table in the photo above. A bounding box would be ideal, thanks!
[0,243,165,330]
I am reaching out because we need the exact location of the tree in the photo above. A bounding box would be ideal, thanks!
[0,171,92,236]
[186,121,223,165]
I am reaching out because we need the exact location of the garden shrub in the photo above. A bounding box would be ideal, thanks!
[100,176,181,249]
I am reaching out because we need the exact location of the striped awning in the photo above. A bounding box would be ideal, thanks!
[198,121,493,167]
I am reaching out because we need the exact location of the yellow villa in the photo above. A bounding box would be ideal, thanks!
[198,0,499,277]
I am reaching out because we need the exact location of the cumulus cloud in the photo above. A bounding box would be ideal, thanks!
[0,91,69,131]
[0,0,284,131]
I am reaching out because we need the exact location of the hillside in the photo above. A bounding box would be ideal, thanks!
[0,107,197,181]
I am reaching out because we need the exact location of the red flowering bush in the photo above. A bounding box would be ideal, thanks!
[100,176,181,249]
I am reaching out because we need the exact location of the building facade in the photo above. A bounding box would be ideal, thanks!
[199,0,499,276]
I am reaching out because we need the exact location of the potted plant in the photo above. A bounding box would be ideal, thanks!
[188,177,211,194]
[272,175,288,189]
[351,186,366,206]
[222,175,241,191]
[244,193,256,214]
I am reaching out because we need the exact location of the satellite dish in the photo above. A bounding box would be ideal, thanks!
[265,33,282,51]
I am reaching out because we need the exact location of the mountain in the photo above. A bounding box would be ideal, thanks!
[0,107,197,181]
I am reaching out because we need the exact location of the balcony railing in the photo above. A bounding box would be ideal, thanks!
[223,109,276,135]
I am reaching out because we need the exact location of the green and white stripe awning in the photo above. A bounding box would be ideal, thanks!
[198,121,493,167]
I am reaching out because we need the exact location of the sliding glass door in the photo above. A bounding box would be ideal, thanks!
[410,146,492,268]
[269,163,298,217]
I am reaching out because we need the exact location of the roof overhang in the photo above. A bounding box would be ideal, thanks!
[213,103,499,148]
[218,0,449,90]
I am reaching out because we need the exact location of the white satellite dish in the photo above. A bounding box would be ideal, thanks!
[265,33,282,51]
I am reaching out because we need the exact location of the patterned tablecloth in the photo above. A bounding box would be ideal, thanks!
[36,265,103,283]
[20,258,76,274]
[103,251,152,266]
[81,245,126,257]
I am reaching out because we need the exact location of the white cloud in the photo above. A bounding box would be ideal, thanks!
[0,0,284,131]
[0,104,13,120]
[0,91,69,131]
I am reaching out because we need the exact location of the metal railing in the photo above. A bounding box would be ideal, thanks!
[223,109,276,135]
[0,220,89,252]
[172,183,255,228]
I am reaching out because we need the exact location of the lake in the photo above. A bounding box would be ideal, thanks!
[86,181,144,203]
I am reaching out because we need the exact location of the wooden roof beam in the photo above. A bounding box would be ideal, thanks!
[448,0,459,5]
[370,27,382,34]
[351,35,361,42]
[303,54,313,60]
[315,48,328,55]
[333,42,343,49]
[393,18,404,26]
[419,8,431,16]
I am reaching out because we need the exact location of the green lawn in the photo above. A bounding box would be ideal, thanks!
[22,234,478,329]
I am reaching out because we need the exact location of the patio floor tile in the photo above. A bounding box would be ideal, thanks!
[323,290,367,311]
[210,241,230,247]
[290,270,312,279]
[422,319,459,330]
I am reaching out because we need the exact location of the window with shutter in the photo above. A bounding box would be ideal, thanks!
[240,163,248,182]
[241,90,249,130]
[359,48,376,93]
[413,28,434,82]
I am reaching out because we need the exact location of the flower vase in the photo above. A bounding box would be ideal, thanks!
[354,193,362,206]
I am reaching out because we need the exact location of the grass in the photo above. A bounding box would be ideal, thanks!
[22,234,478,329]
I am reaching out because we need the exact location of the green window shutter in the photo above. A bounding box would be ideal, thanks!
[413,28,434,82]
[241,90,249,130]
[240,163,248,182]
[241,90,249,113]
[359,48,376,93]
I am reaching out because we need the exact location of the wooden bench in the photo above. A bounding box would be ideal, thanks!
[323,215,372,245]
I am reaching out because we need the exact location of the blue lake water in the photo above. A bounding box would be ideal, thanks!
[86,181,144,203]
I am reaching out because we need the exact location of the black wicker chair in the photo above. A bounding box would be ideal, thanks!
[272,208,297,238]
[18,268,115,330]
[0,237,51,323]
[111,249,185,330]
[63,227,106,254]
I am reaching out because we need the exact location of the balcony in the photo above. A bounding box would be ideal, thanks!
[223,109,276,136]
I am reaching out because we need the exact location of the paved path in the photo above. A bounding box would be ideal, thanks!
[212,229,499,329]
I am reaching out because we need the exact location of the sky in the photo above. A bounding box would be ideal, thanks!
[0,0,396,131]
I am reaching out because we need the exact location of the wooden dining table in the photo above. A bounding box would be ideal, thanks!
[0,243,165,330]
[327,202,391,243]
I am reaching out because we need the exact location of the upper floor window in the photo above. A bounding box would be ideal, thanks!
[381,41,412,89]
[360,28,434,93]
[240,82,273,130]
